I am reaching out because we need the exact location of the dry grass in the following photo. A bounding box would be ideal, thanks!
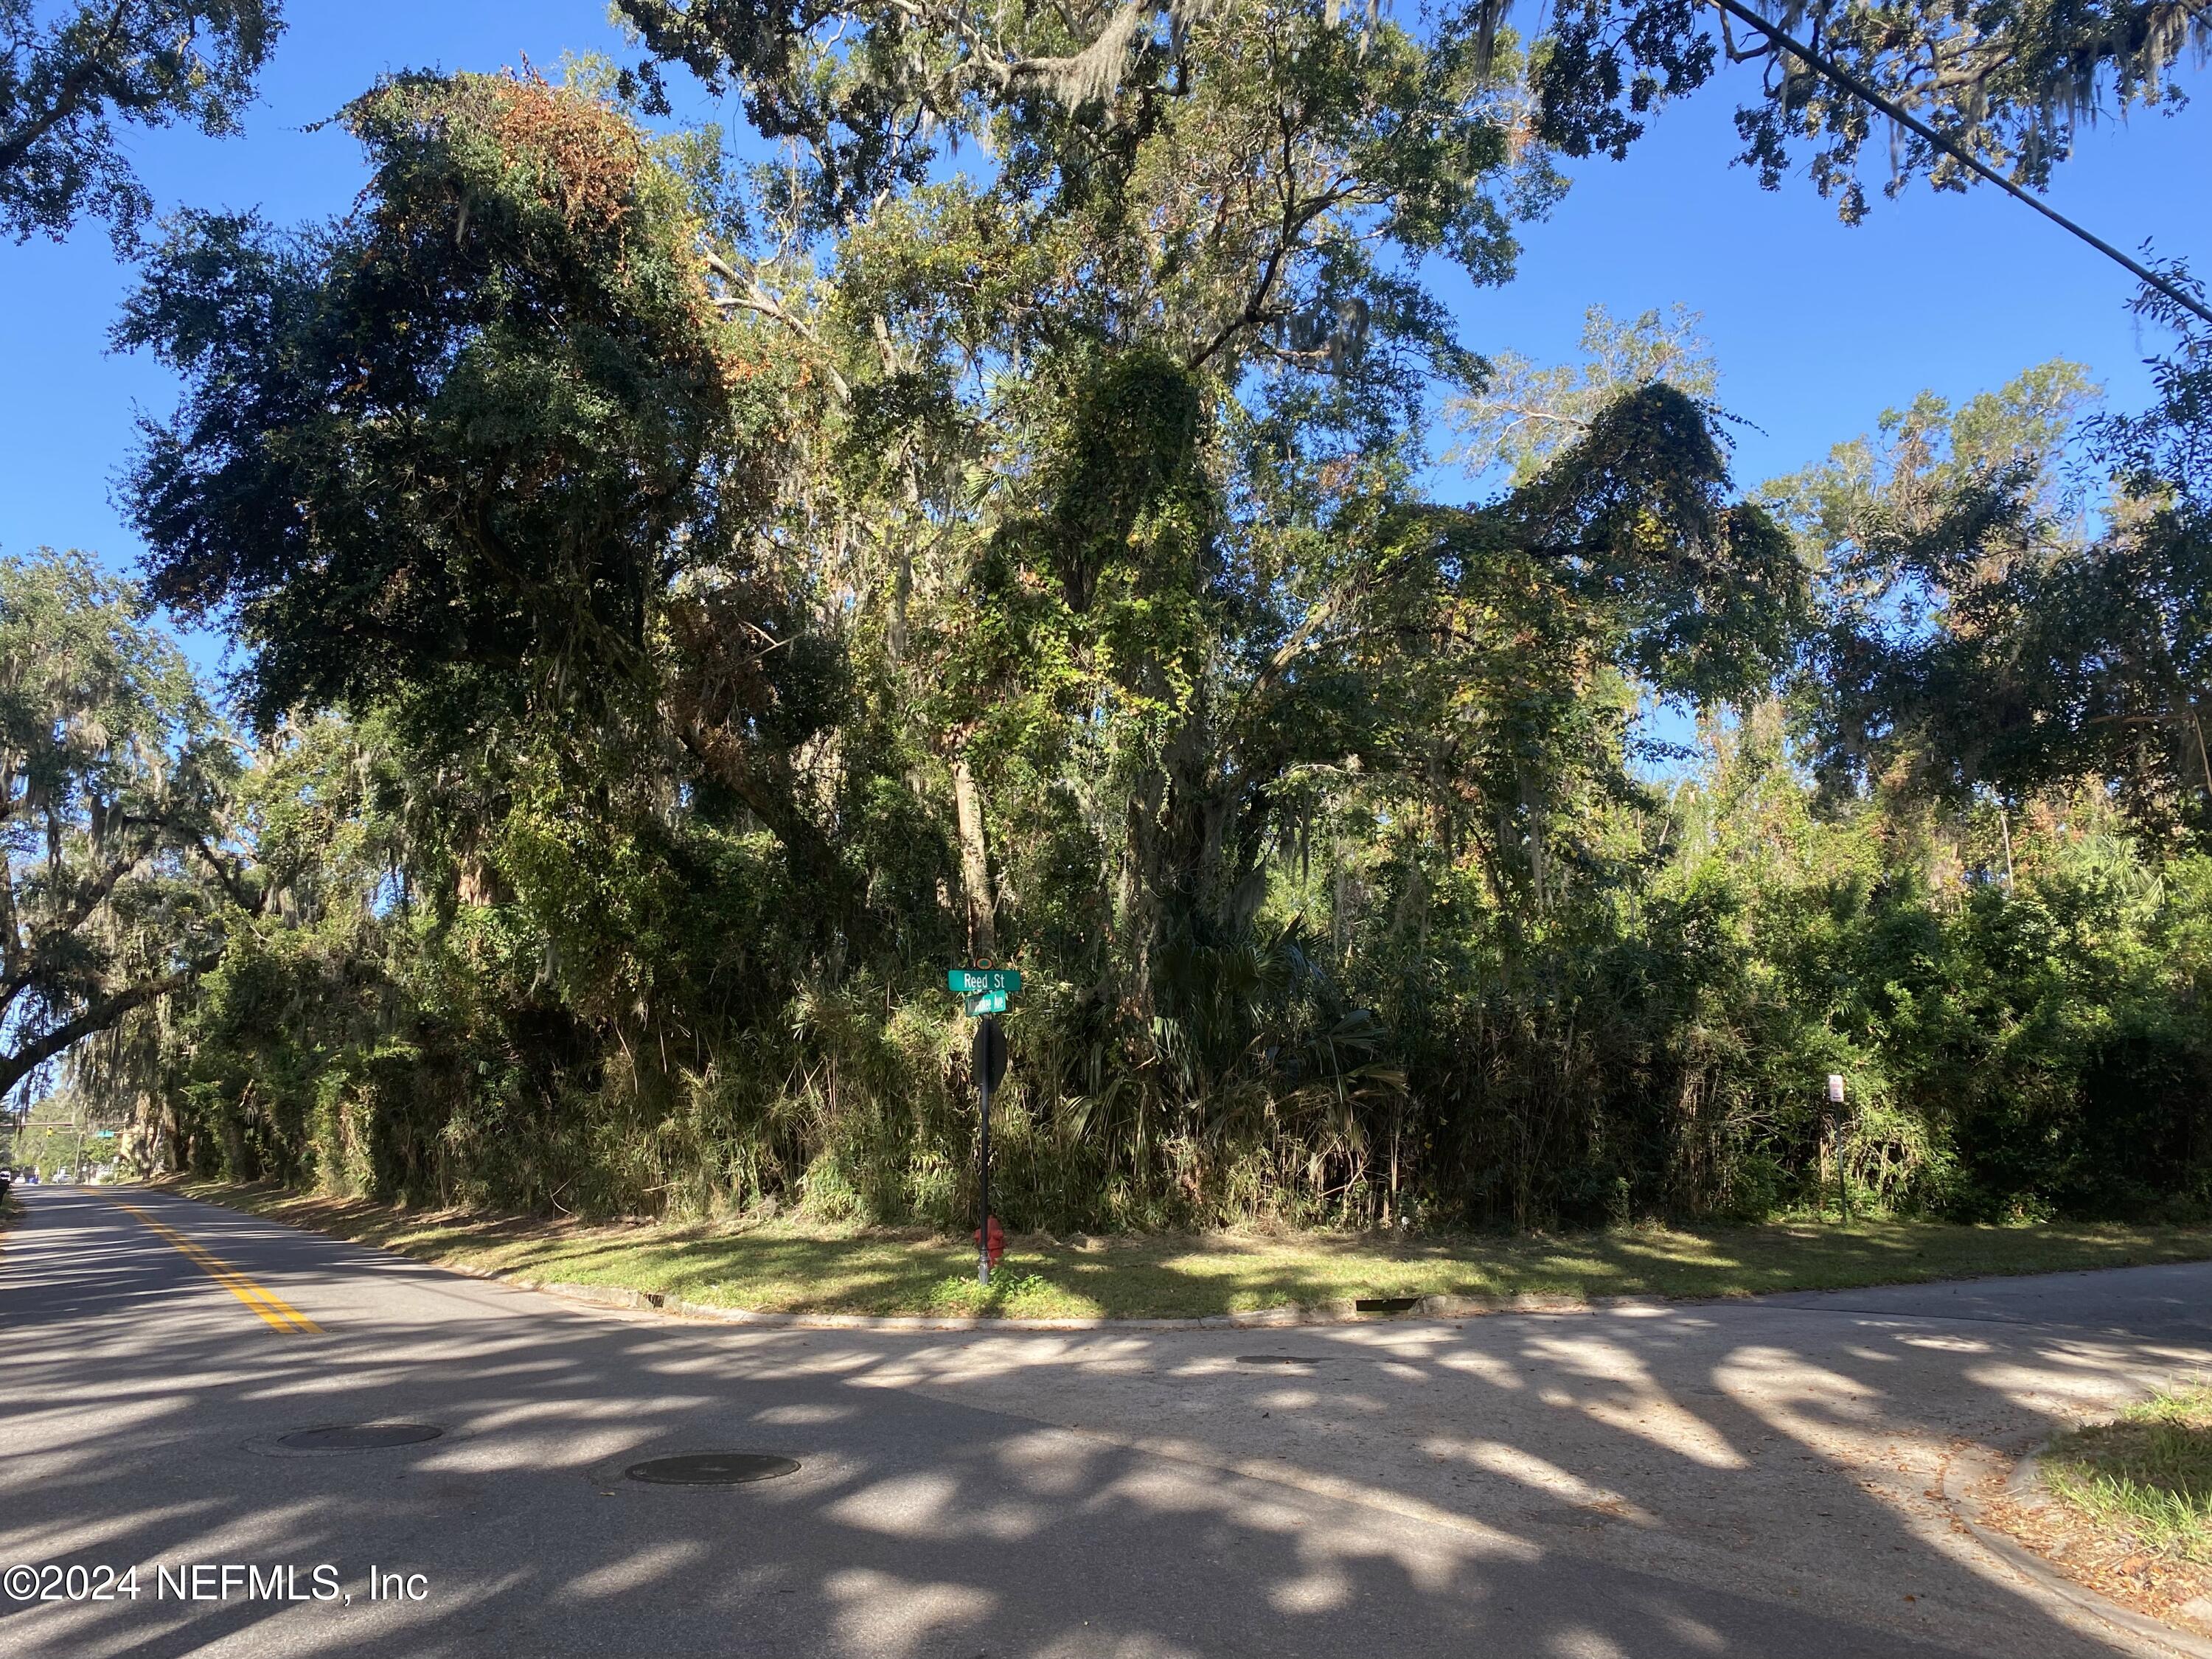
[1982,1385,2212,1635]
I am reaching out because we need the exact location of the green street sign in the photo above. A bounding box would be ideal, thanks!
[963,990,1007,1017]
[91,1130,118,1139]
[947,968,1021,995]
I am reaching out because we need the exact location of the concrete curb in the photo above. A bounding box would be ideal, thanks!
[528,1285,1602,1333]
[1940,1442,2212,1659]
[159,1185,1665,1332]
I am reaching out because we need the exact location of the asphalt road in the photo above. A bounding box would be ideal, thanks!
[5,1187,2209,1659]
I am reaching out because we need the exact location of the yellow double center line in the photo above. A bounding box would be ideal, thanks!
[111,1198,323,1334]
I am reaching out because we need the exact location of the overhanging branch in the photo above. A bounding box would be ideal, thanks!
[1704,0,2212,329]
[0,953,217,1101]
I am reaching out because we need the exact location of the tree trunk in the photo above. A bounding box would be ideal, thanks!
[951,754,997,959]
[458,855,511,907]
[889,550,911,663]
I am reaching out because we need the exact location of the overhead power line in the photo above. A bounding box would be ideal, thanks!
[1704,0,2212,330]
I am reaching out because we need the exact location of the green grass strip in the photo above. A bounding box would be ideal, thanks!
[2043,1386,2212,1563]
[163,1182,2212,1321]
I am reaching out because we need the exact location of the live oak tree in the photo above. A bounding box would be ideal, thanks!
[116,72,856,886]
[0,1,283,1105]
[615,3,1815,1227]
[1468,0,2212,838]
[611,0,1554,995]
[1512,0,2210,220]
[1778,358,2212,835]
[123,72,782,723]
[0,0,282,245]
[0,549,240,1099]
[120,72,871,1115]
[116,48,1820,1209]
[611,1,1798,977]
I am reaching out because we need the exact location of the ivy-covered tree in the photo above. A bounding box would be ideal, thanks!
[112,48,1820,1217]
[106,15,2212,1233]
[122,71,782,723]
[116,72,866,895]
[1449,302,1719,484]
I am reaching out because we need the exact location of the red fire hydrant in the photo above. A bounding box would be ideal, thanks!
[973,1215,1006,1268]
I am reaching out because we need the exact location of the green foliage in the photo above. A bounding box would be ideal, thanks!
[1520,0,2208,220]
[1779,361,2212,832]
[2043,1385,2212,1564]
[1449,302,1719,484]
[0,549,240,1099]
[119,69,787,730]
[0,1,282,246]
[60,42,2212,1241]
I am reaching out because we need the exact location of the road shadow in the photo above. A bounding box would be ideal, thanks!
[3,1186,2204,1658]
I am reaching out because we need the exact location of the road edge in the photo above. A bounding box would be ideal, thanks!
[159,1182,1619,1330]
[1939,1441,2212,1659]
[459,1265,1604,1330]
[145,1180,2210,1337]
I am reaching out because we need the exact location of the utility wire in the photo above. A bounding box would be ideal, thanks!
[1705,0,2212,330]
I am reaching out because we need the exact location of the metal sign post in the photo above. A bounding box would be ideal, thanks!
[978,1052,989,1286]
[1826,1074,1851,1222]
[973,1017,1006,1284]
[950,968,1018,1287]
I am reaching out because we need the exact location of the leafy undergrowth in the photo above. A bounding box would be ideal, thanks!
[162,1181,2212,1321]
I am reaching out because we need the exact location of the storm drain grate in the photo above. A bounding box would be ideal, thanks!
[1354,1295,1421,1314]
[625,1453,799,1486]
[276,1424,445,1452]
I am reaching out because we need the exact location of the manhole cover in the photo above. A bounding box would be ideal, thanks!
[1237,1354,1324,1367]
[276,1424,445,1452]
[625,1453,799,1486]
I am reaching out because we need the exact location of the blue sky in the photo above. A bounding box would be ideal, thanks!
[2,0,2204,672]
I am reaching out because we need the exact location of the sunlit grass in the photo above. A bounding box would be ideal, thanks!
[2044,1386,2212,1562]
[162,1181,2212,1320]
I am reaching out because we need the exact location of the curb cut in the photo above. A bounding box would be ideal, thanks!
[1940,1443,2212,1659]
